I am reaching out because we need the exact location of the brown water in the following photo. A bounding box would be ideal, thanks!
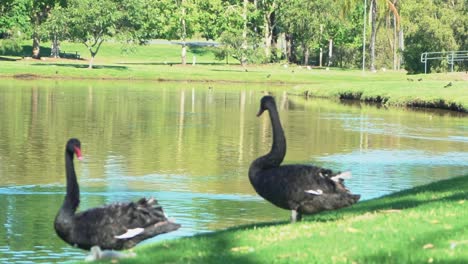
[0,80,467,263]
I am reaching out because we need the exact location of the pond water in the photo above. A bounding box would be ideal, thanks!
[0,79,467,263]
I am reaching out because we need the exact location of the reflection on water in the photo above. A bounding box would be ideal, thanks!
[0,80,467,263]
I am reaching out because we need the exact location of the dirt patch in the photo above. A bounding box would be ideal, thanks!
[13,73,40,79]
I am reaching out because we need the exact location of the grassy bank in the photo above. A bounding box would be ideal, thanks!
[1,41,467,112]
[289,72,468,112]
[82,175,468,264]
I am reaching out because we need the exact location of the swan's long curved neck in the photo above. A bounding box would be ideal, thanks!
[250,102,286,174]
[62,151,80,215]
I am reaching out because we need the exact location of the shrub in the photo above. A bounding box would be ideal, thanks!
[0,39,23,56]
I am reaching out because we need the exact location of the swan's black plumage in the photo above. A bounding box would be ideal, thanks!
[54,138,180,250]
[249,96,360,222]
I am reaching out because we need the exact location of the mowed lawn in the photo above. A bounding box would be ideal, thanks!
[1,41,467,112]
[78,175,468,264]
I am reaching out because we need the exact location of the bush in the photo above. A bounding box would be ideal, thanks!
[0,39,23,56]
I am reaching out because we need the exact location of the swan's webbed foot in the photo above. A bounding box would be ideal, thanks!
[291,210,302,223]
[85,245,136,262]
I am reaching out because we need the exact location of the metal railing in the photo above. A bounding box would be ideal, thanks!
[420,50,468,74]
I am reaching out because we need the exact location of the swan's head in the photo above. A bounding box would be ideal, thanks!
[257,96,276,117]
[66,138,83,160]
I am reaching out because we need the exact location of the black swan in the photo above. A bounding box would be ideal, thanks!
[54,138,180,250]
[249,96,360,222]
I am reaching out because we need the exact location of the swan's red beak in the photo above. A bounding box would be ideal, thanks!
[74,146,83,160]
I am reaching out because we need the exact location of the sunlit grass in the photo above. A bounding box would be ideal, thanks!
[77,175,468,264]
[1,41,467,112]
[290,73,468,112]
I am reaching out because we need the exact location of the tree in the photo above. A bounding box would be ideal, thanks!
[401,0,458,73]
[41,4,67,57]
[29,0,67,59]
[212,1,258,66]
[252,0,281,62]
[338,0,402,71]
[0,0,31,39]
[280,0,336,65]
[55,0,124,68]
[331,1,365,68]
[158,0,199,65]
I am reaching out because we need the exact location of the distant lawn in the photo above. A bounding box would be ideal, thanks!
[14,40,220,64]
[77,175,468,264]
[1,40,467,112]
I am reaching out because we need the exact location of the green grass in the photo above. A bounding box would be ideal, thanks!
[79,175,468,264]
[289,72,468,112]
[1,41,467,112]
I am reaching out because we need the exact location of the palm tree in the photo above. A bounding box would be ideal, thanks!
[338,0,401,71]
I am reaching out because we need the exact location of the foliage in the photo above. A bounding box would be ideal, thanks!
[401,0,459,73]
[197,0,228,41]
[279,0,339,65]
[54,0,126,68]
[163,0,199,41]
[0,38,23,55]
[115,0,168,43]
[1,0,467,71]
[40,5,67,43]
[216,30,263,65]
[0,0,31,39]
[212,1,258,65]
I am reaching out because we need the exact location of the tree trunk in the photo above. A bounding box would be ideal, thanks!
[264,14,272,61]
[304,45,309,65]
[32,34,40,59]
[241,0,248,66]
[85,39,104,69]
[263,2,276,62]
[181,44,187,65]
[370,0,377,72]
[181,4,187,65]
[88,54,95,69]
[393,14,397,70]
[399,29,404,67]
[271,11,279,61]
[388,0,401,70]
[51,33,60,58]
[362,0,368,71]
[328,38,333,67]
[319,47,323,67]
[319,24,323,67]
[285,33,292,63]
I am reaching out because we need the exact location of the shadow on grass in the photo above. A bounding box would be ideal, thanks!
[116,62,226,66]
[181,233,261,264]
[20,45,51,57]
[117,175,467,263]
[123,227,273,264]
[30,63,128,70]
[210,68,248,73]
[188,45,214,56]
[305,175,468,223]
[123,221,289,263]
[0,56,19,61]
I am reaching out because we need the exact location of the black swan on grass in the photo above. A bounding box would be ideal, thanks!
[54,138,180,250]
[249,96,360,222]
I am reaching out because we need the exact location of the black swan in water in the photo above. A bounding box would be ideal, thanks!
[249,96,360,222]
[54,138,180,250]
